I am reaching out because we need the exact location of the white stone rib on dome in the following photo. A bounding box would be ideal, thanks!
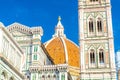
[60,37,68,64]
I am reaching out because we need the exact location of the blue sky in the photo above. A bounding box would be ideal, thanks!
[0,0,119,52]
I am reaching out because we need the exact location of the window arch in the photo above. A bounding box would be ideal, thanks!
[97,18,102,32]
[89,18,94,33]
[90,49,95,64]
[99,49,104,63]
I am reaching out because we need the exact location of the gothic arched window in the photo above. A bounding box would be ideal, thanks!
[99,49,104,63]
[97,18,102,32]
[90,49,95,64]
[89,18,94,33]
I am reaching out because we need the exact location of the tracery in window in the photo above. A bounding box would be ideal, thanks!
[89,18,94,33]
[97,18,102,32]
[99,49,104,63]
[90,49,95,64]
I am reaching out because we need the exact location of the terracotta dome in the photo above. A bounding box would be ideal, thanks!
[44,16,80,67]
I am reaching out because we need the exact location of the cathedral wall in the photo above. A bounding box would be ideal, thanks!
[0,60,24,80]
[0,24,24,80]
[0,25,23,72]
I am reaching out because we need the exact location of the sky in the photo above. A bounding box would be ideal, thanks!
[0,0,119,52]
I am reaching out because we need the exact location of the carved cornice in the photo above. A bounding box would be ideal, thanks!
[7,22,43,36]
[29,64,68,72]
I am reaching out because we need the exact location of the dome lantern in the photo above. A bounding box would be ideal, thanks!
[53,16,66,38]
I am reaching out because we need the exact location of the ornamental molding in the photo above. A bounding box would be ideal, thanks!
[29,64,68,72]
[7,22,43,36]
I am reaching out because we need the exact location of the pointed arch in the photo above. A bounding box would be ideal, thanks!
[90,49,95,64]
[96,15,103,33]
[88,44,95,50]
[88,45,96,65]
[97,46,105,64]
[99,49,104,63]
[88,18,94,33]
[87,14,95,36]
[97,18,102,32]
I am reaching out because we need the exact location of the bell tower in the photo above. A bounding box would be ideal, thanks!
[78,0,116,79]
